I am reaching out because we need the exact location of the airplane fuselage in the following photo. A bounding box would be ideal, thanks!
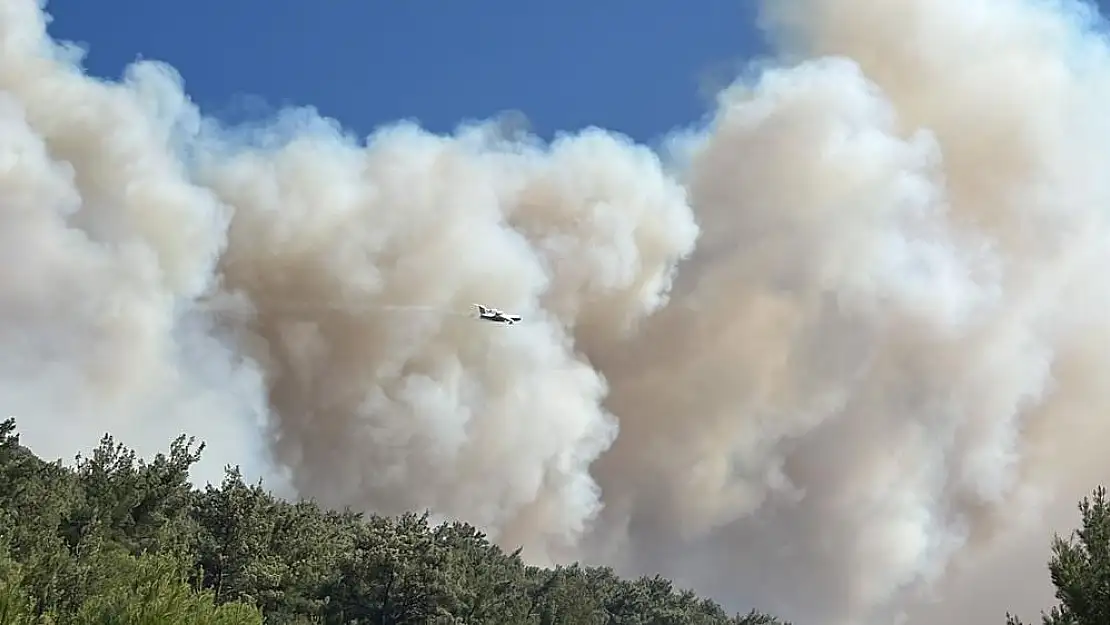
[480,314,520,324]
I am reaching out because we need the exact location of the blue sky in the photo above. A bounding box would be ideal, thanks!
[41,0,769,145]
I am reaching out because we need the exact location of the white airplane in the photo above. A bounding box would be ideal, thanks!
[473,303,522,325]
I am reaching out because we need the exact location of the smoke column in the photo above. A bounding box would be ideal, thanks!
[5,0,1110,622]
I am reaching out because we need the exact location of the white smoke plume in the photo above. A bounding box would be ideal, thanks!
[5,0,1110,622]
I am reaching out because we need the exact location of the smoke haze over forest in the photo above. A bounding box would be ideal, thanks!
[6,0,1110,622]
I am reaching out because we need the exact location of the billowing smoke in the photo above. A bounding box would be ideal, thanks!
[5,0,1110,622]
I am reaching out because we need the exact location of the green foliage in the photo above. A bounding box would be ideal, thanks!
[1007,486,1110,625]
[0,536,259,625]
[0,545,41,625]
[67,549,261,625]
[0,418,786,625]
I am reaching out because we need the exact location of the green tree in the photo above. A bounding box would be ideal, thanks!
[64,432,203,557]
[434,522,530,623]
[0,418,788,625]
[0,419,82,618]
[66,548,261,625]
[0,543,46,625]
[192,467,286,609]
[524,564,608,624]
[324,512,456,624]
[1008,486,1110,625]
[192,467,354,622]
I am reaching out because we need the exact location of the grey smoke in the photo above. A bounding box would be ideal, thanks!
[5,0,1110,623]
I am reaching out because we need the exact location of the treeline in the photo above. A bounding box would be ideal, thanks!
[0,418,783,624]
[2,416,1108,625]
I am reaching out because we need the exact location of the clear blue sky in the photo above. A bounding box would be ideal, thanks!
[41,0,769,145]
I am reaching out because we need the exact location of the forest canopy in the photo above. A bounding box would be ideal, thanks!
[0,418,783,624]
[0,416,1106,625]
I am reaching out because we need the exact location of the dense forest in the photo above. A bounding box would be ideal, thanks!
[0,417,1105,625]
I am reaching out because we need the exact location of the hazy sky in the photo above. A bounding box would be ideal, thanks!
[24,2,1110,623]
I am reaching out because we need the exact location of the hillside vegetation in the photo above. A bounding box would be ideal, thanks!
[0,417,1106,625]
[0,418,783,624]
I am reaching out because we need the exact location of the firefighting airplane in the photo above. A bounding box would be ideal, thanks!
[473,303,522,325]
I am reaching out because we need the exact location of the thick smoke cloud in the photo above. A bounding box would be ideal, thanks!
[5,0,1110,622]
